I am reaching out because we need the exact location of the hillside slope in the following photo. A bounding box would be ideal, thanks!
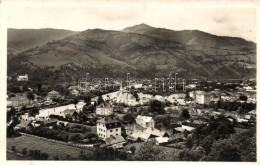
[7,24,256,81]
[8,28,78,55]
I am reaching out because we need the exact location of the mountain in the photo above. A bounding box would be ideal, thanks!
[123,24,255,50]
[7,24,256,81]
[8,28,79,55]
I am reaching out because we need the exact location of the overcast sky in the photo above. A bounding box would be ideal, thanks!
[7,3,256,42]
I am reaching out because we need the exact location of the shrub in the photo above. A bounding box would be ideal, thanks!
[11,146,16,152]
[22,148,27,155]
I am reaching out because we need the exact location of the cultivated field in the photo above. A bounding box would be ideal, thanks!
[7,134,93,160]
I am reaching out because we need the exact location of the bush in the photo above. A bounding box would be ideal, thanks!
[54,155,59,160]
[22,148,27,155]
[11,146,16,152]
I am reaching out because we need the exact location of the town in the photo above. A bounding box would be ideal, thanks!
[6,73,256,161]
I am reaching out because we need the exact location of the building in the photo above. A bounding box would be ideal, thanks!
[47,90,61,100]
[14,120,32,130]
[7,96,29,107]
[96,101,113,116]
[189,91,211,105]
[105,135,126,149]
[135,115,155,129]
[96,117,121,140]
[17,74,28,81]
[63,109,78,120]
[70,89,80,96]
[155,137,169,145]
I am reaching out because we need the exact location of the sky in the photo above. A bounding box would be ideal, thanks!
[6,1,257,42]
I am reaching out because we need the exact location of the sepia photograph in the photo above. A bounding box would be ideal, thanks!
[2,0,258,163]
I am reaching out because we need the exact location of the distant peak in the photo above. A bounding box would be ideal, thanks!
[137,23,152,27]
[122,23,154,33]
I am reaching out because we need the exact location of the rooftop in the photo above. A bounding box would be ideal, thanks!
[136,115,153,122]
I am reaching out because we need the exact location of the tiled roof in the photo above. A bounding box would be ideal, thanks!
[155,137,169,143]
[16,120,32,128]
[105,135,125,145]
[96,101,112,108]
[136,115,153,122]
[63,109,77,116]
[8,96,28,101]
[42,119,58,125]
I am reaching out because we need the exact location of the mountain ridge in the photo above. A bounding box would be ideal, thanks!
[7,24,256,81]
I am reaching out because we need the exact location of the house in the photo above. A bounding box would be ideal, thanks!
[14,120,32,130]
[105,135,126,149]
[174,124,195,133]
[96,101,113,116]
[70,89,79,96]
[135,115,155,129]
[181,124,195,132]
[128,131,155,142]
[63,109,78,120]
[125,123,145,136]
[189,91,211,105]
[155,137,169,145]
[7,96,29,107]
[42,119,59,127]
[7,100,13,107]
[146,128,170,137]
[17,74,28,81]
[96,117,122,140]
[47,90,61,100]
[115,86,139,106]
[186,84,197,89]
[128,128,168,142]
[68,85,78,90]
[31,121,43,127]
[170,133,185,143]
[20,113,35,121]
[243,86,255,92]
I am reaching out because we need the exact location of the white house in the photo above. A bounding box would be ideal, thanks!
[17,74,28,81]
[47,90,61,99]
[135,115,155,129]
[96,101,113,116]
[189,91,211,105]
[105,135,126,149]
[97,117,122,140]
[7,96,29,107]
[70,89,80,96]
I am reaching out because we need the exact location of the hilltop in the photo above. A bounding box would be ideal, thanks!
[7,24,256,81]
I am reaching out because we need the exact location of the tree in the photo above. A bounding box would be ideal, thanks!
[84,95,91,105]
[180,109,190,120]
[37,83,42,91]
[97,95,104,105]
[83,104,95,113]
[29,108,39,117]
[73,98,79,105]
[178,146,205,161]
[149,100,165,114]
[123,113,135,123]
[131,91,139,101]
[134,142,165,160]
[11,146,16,152]
[7,107,16,122]
[27,91,35,104]
[203,138,241,161]
[130,146,136,155]
[22,148,27,155]
[239,95,248,102]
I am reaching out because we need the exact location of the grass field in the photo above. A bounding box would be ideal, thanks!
[7,134,93,160]
[6,151,31,160]
[124,142,181,160]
